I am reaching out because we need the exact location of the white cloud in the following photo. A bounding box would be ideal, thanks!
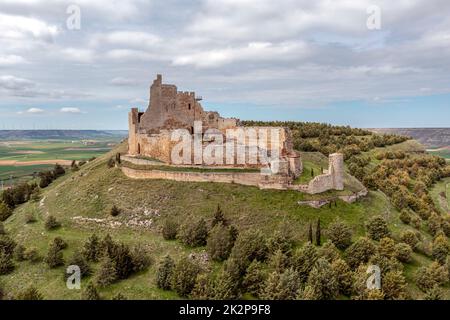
[110,77,139,86]
[0,55,27,66]
[0,13,58,42]
[17,107,45,114]
[61,48,95,63]
[60,107,82,113]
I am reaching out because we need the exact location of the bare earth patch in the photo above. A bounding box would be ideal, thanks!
[11,150,45,155]
[0,159,74,166]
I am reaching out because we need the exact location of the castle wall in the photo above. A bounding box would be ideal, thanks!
[304,153,344,194]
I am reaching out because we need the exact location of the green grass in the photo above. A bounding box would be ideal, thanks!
[430,177,450,214]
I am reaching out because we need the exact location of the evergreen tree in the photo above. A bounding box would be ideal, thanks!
[156,255,175,290]
[0,222,5,235]
[82,234,101,262]
[94,256,117,287]
[190,273,215,300]
[366,216,390,241]
[162,218,178,240]
[44,215,61,230]
[66,250,91,278]
[327,219,352,250]
[82,282,101,300]
[207,223,236,262]
[211,204,228,228]
[16,286,43,300]
[45,242,64,268]
[171,256,201,297]
[260,268,300,300]
[242,260,266,298]
[213,268,240,300]
[292,242,318,284]
[316,218,321,246]
[112,293,127,300]
[304,258,339,300]
[179,217,209,247]
[110,205,121,217]
[308,223,313,244]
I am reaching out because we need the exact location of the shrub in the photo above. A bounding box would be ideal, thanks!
[206,223,237,262]
[0,222,5,235]
[431,235,449,265]
[395,243,413,263]
[229,230,268,268]
[400,230,419,250]
[292,242,318,284]
[423,286,444,300]
[94,256,117,287]
[318,241,340,263]
[366,216,390,241]
[110,205,121,217]
[25,212,37,224]
[156,255,175,290]
[427,213,442,236]
[44,215,61,230]
[242,260,266,298]
[171,256,201,297]
[211,204,228,228]
[213,267,240,300]
[53,164,65,177]
[0,252,14,275]
[130,244,151,273]
[267,224,295,254]
[112,293,127,300]
[327,219,352,250]
[261,268,300,300]
[82,234,101,262]
[303,258,339,300]
[191,273,215,300]
[178,218,208,247]
[161,218,178,240]
[399,210,411,225]
[16,286,43,300]
[13,244,26,261]
[66,250,91,278]
[268,249,291,273]
[382,271,407,300]
[345,237,376,269]
[331,258,353,296]
[378,237,396,259]
[108,243,134,280]
[45,240,64,268]
[82,282,101,300]
[24,247,41,263]
[0,235,16,257]
[0,202,12,222]
[107,158,116,168]
[53,237,67,251]
[415,262,448,292]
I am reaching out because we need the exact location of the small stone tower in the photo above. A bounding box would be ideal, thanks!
[328,153,344,190]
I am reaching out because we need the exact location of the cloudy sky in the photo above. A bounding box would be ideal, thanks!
[0,0,450,129]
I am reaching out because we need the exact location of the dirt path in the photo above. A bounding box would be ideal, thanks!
[0,159,74,166]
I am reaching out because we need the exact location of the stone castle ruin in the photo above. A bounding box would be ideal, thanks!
[126,75,345,195]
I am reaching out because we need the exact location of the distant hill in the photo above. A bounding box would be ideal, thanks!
[0,130,128,140]
[370,128,450,148]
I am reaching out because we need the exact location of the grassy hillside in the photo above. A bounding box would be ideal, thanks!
[1,139,448,300]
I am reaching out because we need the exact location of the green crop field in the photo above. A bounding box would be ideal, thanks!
[0,138,123,185]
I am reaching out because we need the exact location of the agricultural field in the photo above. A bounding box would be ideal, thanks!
[0,133,126,185]
[427,147,450,161]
